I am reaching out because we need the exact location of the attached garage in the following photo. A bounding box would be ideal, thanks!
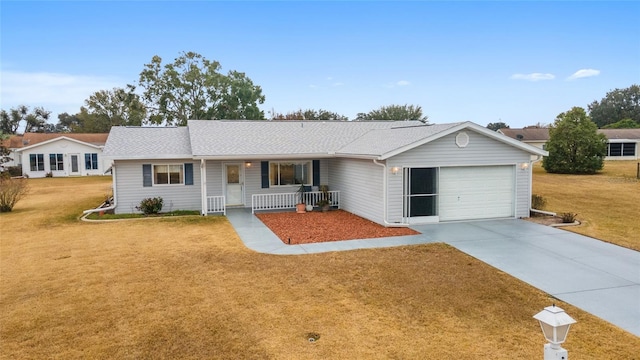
[438,165,515,221]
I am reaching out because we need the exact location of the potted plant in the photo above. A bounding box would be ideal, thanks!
[315,185,331,212]
[296,182,307,213]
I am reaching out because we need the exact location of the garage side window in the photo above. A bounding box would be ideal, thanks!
[403,168,438,217]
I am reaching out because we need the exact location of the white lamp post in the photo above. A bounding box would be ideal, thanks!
[533,305,576,360]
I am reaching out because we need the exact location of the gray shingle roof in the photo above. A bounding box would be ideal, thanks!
[336,123,463,157]
[187,120,424,157]
[103,126,192,159]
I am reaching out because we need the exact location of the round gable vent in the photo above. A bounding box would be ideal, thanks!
[455,131,469,148]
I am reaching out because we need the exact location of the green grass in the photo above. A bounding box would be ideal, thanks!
[85,209,201,220]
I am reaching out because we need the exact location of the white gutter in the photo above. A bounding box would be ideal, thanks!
[82,163,117,216]
[372,159,409,227]
[528,155,556,216]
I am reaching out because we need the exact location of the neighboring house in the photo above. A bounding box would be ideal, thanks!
[498,128,640,160]
[103,120,546,226]
[13,133,109,178]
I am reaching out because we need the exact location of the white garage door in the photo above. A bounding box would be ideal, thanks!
[439,166,515,221]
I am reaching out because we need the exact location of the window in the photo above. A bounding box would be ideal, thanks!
[49,154,64,171]
[85,153,98,170]
[622,143,636,156]
[269,161,311,186]
[607,142,636,157]
[154,164,184,185]
[30,154,45,172]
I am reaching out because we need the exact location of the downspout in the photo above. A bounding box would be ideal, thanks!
[201,159,207,216]
[82,162,117,216]
[373,159,409,227]
[529,155,556,216]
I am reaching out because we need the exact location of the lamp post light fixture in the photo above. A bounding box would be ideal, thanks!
[533,305,576,360]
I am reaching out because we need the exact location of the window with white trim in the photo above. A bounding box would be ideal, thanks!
[85,153,98,170]
[154,164,184,185]
[49,154,64,171]
[30,154,45,172]
[269,161,311,186]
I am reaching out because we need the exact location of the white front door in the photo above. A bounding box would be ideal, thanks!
[225,164,244,205]
[69,154,80,175]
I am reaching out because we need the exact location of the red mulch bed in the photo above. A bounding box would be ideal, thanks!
[255,209,420,245]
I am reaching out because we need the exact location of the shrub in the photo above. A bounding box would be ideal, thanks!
[6,166,22,177]
[531,194,546,210]
[45,172,53,178]
[0,177,29,212]
[136,197,163,215]
[560,212,578,223]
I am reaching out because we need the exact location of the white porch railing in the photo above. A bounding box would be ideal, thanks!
[251,191,340,213]
[207,196,226,215]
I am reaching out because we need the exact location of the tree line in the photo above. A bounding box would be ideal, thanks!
[1,51,428,135]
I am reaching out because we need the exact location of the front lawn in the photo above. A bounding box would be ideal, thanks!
[533,160,640,250]
[1,176,638,359]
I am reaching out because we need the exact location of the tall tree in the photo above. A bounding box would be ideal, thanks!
[588,84,640,128]
[77,86,146,132]
[56,112,82,132]
[139,51,265,125]
[270,108,348,120]
[356,104,428,122]
[542,107,607,174]
[601,118,639,129]
[0,105,50,134]
[486,122,509,131]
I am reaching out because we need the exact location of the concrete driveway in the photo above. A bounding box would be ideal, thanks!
[226,209,640,336]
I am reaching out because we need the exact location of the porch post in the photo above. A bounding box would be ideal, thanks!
[200,159,207,216]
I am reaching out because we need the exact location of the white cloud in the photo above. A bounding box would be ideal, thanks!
[396,80,410,86]
[0,70,125,115]
[567,68,600,80]
[332,82,344,87]
[309,84,318,88]
[510,73,555,81]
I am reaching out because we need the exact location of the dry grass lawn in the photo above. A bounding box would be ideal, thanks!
[1,177,638,359]
[533,160,640,250]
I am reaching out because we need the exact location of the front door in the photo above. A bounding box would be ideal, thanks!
[70,154,80,175]
[225,164,243,205]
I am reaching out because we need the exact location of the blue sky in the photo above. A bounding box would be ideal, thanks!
[1,1,639,128]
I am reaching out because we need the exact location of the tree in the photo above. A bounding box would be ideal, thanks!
[139,51,265,125]
[355,104,428,122]
[542,107,607,174]
[601,118,640,129]
[73,86,146,132]
[56,112,82,132]
[270,108,348,120]
[0,105,50,134]
[0,131,12,167]
[487,122,509,131]
[588,84,640,128]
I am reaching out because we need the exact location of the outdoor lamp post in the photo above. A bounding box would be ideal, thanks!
[533,305,577,360]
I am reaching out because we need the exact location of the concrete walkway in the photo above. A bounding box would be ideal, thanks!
[225,208,640,336]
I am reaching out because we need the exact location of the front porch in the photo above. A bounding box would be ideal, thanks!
[205,190,341,215]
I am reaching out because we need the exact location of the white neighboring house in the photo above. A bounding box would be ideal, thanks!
[14,133,109,178]
[103,120,547,225]
[498,128,640,160]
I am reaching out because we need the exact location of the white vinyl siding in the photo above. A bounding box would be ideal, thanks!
[327,158,385,225]
[113,159,201,214]
[387,130,532,222]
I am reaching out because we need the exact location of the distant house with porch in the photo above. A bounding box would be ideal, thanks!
[103,120,546,226]
[5,133,109,177]
[498,128,640,160]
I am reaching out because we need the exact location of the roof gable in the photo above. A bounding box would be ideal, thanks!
[17,136,104,152]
